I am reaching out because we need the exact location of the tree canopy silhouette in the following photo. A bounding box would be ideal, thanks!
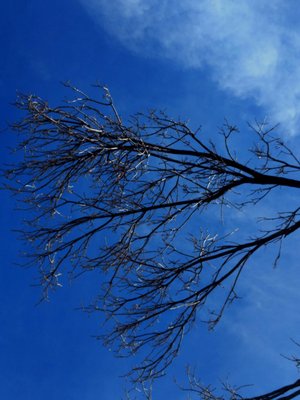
[6,84,300,399]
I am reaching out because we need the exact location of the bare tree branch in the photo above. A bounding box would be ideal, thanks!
[5,84,300,394]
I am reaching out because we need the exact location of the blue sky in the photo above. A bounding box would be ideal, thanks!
[2,1,300,399]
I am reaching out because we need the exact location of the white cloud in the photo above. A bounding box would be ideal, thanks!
[79,0,300,134]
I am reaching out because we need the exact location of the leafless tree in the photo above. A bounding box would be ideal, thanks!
[5,84,300,398]
[179,366,300,400]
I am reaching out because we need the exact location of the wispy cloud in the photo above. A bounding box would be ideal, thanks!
[79,0,300,134]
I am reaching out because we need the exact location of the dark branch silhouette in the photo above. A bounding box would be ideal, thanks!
[180,367,300,400]
[5,84,300,398]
